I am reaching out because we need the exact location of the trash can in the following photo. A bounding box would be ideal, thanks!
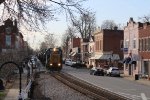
[135,74,139,80]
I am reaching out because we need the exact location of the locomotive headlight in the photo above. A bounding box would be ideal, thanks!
[58,63,61,66]
[50,63,53,66]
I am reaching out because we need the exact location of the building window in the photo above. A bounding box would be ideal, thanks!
[146,38,149,51]
[143,38,146,51]
[5,27,12,34]
[120,40,123,49]
[148,38,150,51]
[95,41,97,51]
[98,41,99,51]
[124,40,129,48]
[100,40,101,50]
[133,39,136,48]
[6,35,11,47]
[139,39,141,51]
[141,39,144,51]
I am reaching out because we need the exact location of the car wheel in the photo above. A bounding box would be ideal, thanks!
[109,73,111,76]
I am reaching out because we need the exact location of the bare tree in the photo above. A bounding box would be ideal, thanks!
[61,26,76,48]
[72,11,96,39]
[61,26,76,58]
[139,14,150,22]
[39,42,47,50]
[101,20,117,30]
[44,33,57,48]
[0,0,87,31]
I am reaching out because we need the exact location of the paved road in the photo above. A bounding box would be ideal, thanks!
[62,65,150,100]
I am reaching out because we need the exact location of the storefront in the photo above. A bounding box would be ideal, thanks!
[89,53,120,68]
[141,60,150,79]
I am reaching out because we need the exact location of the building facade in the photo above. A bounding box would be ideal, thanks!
[80,38,89,64]
[68,37,81,61]
[123,18,142,76]
[90,27,123,68]
[139,22,150,79]
[88,36,95,67]
[0,19,24,53]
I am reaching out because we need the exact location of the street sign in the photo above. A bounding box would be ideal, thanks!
[123,48,128,52]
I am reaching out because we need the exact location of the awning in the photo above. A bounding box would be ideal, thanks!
[110,54,120,60]
[90,54,120,60]
[69,52,74,56]
[71,52,76,56]
[90,55,101,59]
[89,56,95,59]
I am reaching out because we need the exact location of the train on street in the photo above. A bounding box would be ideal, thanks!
[45,48,63,71]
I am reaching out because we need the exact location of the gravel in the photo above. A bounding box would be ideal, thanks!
[33,72,92,100]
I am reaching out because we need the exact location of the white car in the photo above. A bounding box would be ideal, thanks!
[65,59,76,66]
[106,67,120,77]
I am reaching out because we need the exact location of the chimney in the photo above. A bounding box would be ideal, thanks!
[114,26,118,30]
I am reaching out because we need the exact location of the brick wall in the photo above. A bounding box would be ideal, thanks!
[139,24,150,59]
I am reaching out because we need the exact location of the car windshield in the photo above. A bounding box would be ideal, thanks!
[112,69,119,71]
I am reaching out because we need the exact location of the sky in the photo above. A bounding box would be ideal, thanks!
[2,0,150,50]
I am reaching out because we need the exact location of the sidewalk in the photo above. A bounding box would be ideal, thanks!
[4,73,27,100]
[122,74,150,86]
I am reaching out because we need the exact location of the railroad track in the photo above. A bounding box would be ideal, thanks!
[51,71,132,100]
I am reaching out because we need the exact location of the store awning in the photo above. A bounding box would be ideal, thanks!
[90,54,120,60]
[90,55,101,59]
[99,54,120,60]
[71,52,76,56]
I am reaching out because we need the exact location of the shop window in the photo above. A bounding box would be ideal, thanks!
[132,61,137,70]
[125,64,128,70]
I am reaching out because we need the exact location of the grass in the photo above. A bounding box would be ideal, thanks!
[0,91,7,100]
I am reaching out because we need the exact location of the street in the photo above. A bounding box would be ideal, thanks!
[62,65,150,100]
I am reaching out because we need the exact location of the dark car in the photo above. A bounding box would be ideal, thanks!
[90,67,104,76]
[71,63,87,68]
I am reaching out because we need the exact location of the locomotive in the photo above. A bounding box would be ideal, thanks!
[45,48,63,71]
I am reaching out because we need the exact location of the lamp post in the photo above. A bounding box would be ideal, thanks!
[109,58,111,67]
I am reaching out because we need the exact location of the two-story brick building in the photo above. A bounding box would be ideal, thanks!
[0,19,24,53]
[139,22,150,79]
[68,37,81,61]
[89,27,123,69]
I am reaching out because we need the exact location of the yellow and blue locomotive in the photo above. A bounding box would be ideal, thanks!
[46,48,63,71]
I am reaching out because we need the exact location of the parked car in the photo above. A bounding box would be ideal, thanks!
[90,67,104,76]
[65,59,76,66]
[71,63,87,68]
[106,67,120,77]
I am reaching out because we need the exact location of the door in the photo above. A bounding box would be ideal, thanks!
[129,64,132,75]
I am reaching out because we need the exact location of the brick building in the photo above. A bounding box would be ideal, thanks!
[68,37,81,61]
[90,27,123,68]
[139,22,150,78]
[0,19,24,53]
